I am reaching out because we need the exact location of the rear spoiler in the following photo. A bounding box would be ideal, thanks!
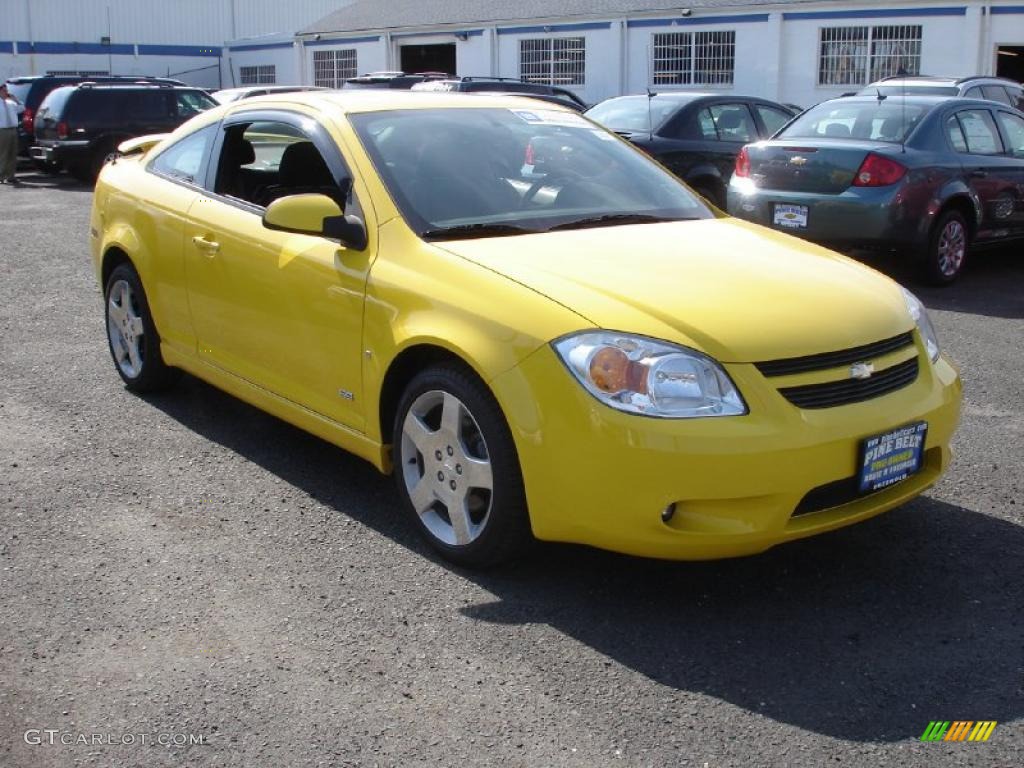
[117,134,169,156]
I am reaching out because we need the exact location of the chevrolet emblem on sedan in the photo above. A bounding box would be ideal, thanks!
[789,156,808,166]
[850,362,876,380]
[90,91,962,566]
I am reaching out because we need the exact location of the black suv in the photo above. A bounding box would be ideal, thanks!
[411,77,589,111]
[2,74,182,160]
[32,82,217,181]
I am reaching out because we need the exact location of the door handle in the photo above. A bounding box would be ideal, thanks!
[969,170,988,179]
[191,235,220,255]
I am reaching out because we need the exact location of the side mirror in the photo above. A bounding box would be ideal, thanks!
[262,193,367,250]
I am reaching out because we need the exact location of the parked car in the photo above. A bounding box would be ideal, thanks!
[211,85,327,103]
[411,77,588,111]
[90,91,960,566]
[2,74,183,163]
[727,95,1024,283]
[345,71,449,89]
[857,75,1024,110]
[585,93,799,207]
[32,82,217,181]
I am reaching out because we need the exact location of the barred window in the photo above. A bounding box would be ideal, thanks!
[652,31,735,86]
[818,25,921,86]
[520,37,585,86]
[312,48,357,88]
[239,65,276,85]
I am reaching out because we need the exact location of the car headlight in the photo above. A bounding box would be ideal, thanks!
[552,332,747,418]
[901,288,940,363]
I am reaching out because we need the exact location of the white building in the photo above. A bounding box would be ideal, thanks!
[281,0,1024,107]
[5,1,1024,105]
[0,0,351,88]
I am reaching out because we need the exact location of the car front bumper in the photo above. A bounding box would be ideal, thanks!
[492,340,961,560]
[726,177,925,250]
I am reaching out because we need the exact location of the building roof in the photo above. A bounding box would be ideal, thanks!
[301,0,847,35]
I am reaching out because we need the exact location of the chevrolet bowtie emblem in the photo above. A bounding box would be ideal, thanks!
[790,156,808,166]
[850,362,875,380]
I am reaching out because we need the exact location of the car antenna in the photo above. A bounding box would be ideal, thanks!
[646,87,656,140]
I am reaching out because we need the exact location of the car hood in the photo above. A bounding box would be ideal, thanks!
[433,218,914,363]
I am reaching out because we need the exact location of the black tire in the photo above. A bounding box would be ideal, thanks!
[392,364,532,567]
[691,182,723,209]
[68,162,93,184]
[922,209,969,285]
[104,263,176,393]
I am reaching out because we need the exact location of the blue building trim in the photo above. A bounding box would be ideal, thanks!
[16,40,135,55]
[228,41,295,52]
[627,14,769,28]
[991,6,1024,14]
[303,35,380,47]
[137,44,221,57]
[783,7,966,21]
[497,21,612,35]
[392,29,485,39]
[0,41,13,54]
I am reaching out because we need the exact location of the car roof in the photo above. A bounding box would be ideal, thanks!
[221,89,582,115]
[822,94,978,107]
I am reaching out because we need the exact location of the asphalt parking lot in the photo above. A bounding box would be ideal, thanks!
[1,166,1021,768]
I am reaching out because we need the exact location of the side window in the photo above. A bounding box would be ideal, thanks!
[149,124,216,183]
[982,85,1012,106]
[176,91,213,118]
[213,120,350,210]
[955,110,1004,155]
[945,115,968,152]
[696,108,718,140]
[964,86,985,99]
[996,111,1024,157]
[709,104,756,142]
[133,91,173,120]
[754,104,792,137]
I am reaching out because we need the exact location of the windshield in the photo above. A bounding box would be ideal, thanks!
[585,96,685,134]
[350,107,711,238]
[780,102,929,143]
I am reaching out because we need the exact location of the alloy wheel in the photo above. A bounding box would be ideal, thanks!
[399,390,494,546]
[107,279,146,378]
[936,219,965,278]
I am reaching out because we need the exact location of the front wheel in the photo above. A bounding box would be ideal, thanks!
[393,365,532,567]
[923,210,969,285]
[104,263,176,393]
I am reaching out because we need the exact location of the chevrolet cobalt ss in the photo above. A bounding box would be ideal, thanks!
[90,92,962,566]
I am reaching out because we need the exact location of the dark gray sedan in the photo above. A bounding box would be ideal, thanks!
[727,96,1024,283]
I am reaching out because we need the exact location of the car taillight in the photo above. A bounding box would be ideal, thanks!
[22,107,34,134]
[734,147,751,178]
[524,141,535,165]
[852,153,906,187]
[57,121,69,140]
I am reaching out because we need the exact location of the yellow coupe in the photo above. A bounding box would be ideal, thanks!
[90,92,961,566]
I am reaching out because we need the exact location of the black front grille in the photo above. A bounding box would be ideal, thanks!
[755,332,915,377]
[778,357,919,409]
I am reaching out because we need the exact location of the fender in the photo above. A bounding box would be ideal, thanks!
[920,179,982,241]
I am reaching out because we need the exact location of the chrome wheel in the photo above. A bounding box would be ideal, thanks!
[936,219,966,278]
[107,278,145,379]
[399,390,493,547]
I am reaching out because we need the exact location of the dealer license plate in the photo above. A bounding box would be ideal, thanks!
[858,422,928,493]
[773,203,808,229]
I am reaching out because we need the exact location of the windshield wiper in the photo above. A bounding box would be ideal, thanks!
[547,213,693,231]
[420,222,538,240]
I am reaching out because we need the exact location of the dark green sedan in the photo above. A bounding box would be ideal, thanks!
[727,95,1024,283]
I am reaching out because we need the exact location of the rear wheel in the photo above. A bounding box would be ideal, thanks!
[393,365,531,567]
[923,210,969,285]
[690,181,723,209]
[104,263,176,393]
